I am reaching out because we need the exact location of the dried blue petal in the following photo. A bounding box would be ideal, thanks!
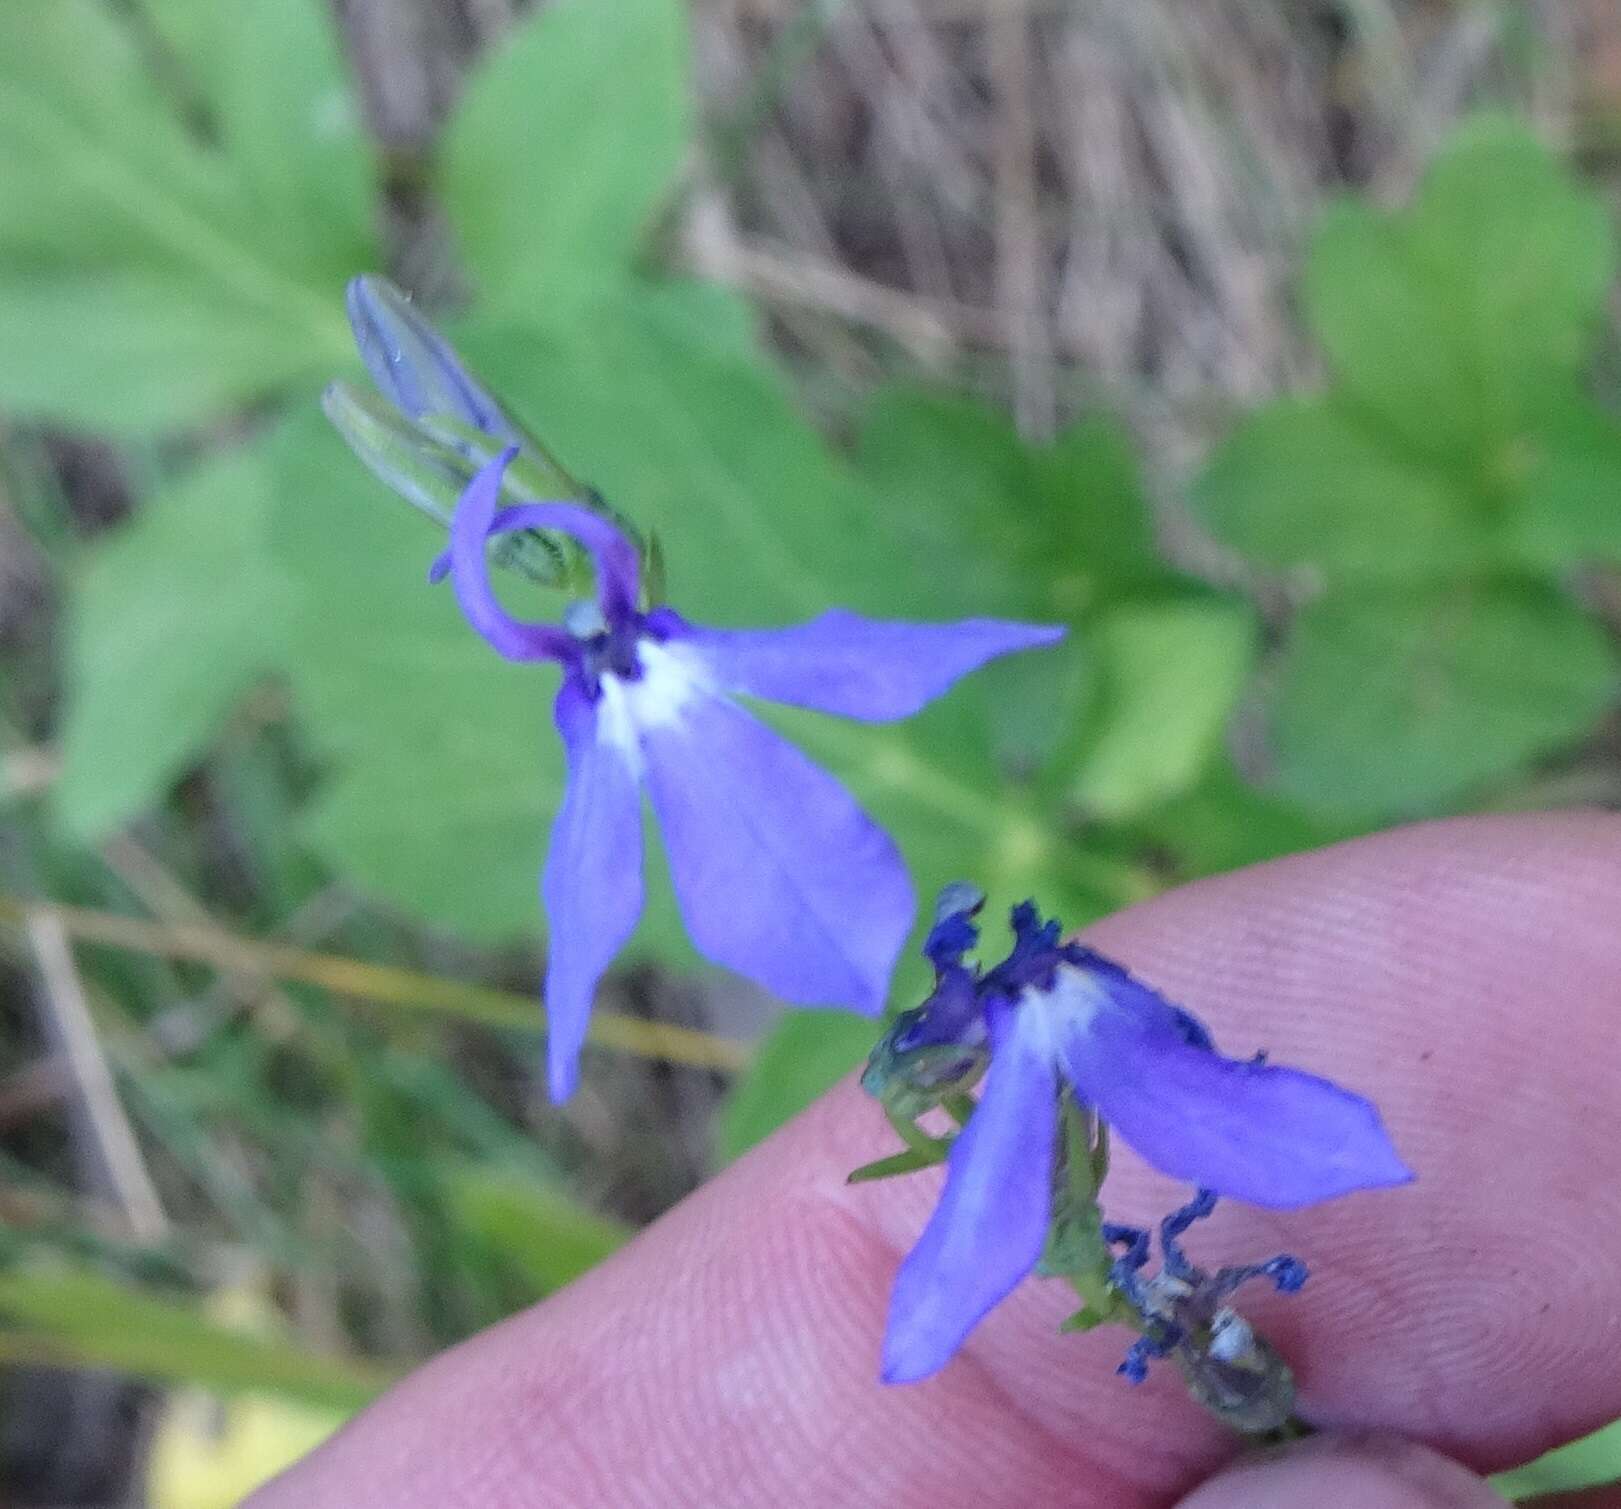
[1104,1192,1306,1430]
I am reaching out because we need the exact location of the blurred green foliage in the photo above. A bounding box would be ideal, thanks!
[1,0,1619,1498]
[1194,117,1621,813]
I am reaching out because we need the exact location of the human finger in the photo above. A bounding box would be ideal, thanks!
[252,813,1621,1508]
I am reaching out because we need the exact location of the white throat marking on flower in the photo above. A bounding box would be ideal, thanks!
[594,638,711,772]
[1022,962,1109,1055]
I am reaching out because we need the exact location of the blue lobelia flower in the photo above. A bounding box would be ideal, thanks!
[327,277,1064,1102]
[879,892,1412,1384]
[438,450,1064,1101]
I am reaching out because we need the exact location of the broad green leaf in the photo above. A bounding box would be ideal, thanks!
[0,0,368,430]
[0,0,226,260]
[1269,583,1618,814]
[54,446,289,840]
[853,387,1198,792]
[1036,416,1171,604]
[463,287,891,624]
[301,744,558,941]
[1191,399,1483,578]
[855,388,1168,619]
[1304,117,1614,461]
[443,0,689,322]
[143,0,374,278]
[717,1010,876,1159]
[0,272,344,433]
[0,1265,394,1410]
[1132,762,1362,881]
[1069,599,1257,821]
[1512,399,1621,565]
[268,410,562,939]
[445,1168,630,1294]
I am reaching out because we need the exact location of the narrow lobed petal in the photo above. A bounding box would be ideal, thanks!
[447,450,576,662]
[346,275,515,440]
[882,999,1058,1383]
[631,644,913,1014]
[540,679,646,1101]
[671,610,1065,723]
[1044,961,1413,1209]
[434,500,641,625]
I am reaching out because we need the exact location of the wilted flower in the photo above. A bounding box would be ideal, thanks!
[1103,1189,1306,1431]
[878,891,1412,1383]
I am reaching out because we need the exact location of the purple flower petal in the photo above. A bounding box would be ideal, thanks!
[346,275,515,440]
[672,611,1065,722]
[1048,962,1413,1209]
[541,679,646,1101]
[438,492,642,625]
[882,1000,1057,1383]
[632,648,913,1013]
[448,450,576,662]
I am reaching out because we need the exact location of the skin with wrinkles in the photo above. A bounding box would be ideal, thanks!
[1178,1432,1514,1507]
[252,813,1621,1509]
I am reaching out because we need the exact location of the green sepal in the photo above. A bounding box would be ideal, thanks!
[323,380,658,603]
[846,1147,945,1185]
[1058,1304,1109,1335]
[860,1020,987,1120]
[322,380,576,588]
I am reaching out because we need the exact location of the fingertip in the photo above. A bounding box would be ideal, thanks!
[1175,1433,1510,1508]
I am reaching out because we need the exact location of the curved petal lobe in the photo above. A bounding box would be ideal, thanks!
[633,646,913,1013]
[448,450,574,662]
[541,680,646,1101]
[882,1001,1057,1383]
[677,611,1065,722]
[429,504,640,624]
[1048,963,1413,1209]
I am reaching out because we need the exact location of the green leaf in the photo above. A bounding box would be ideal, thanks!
[855,388,1168,619]
[0,1265,394,1410]
[464,287,892,624]
[1304,117,1615,461]
[445,1168,630,1294]
[0,0,369,430]
[717,1010,876,1160]
[0,272,342,433]
[1069,599,1257,821]
[1191,399,1484,578]
[54,446,289,840]
[854,387,1214,797]
[443,0,689,322]
[1132,761,1362,880]
[1269,583,1618,814]
[1512,399,1621,565]
[301,745,560,941]
[144,0,374,278]
[268,410,562,939]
